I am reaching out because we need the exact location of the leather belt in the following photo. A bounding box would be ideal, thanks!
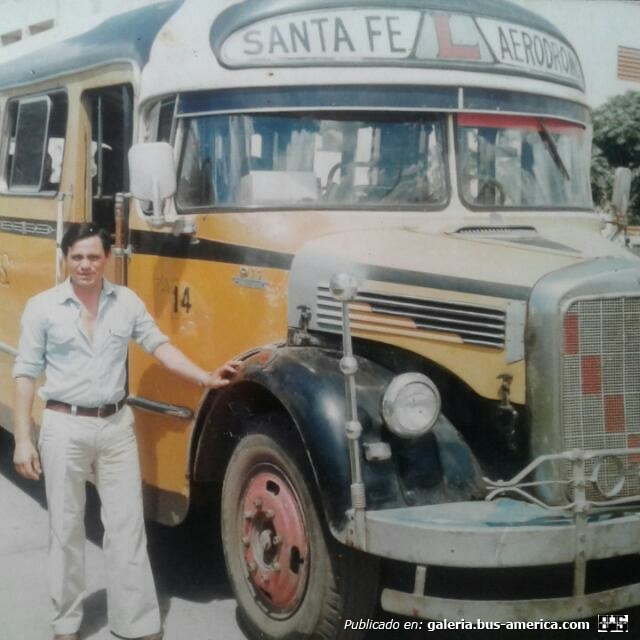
[45,399,125,418]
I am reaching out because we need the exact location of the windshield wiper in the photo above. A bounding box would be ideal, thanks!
[538,120,570,181]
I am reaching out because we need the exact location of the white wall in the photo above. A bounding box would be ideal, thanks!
[0,0,159,29]
[0,0,160,51]
[513,0,640,106]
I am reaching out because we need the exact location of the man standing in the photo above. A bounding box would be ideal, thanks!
[12,224,239,640]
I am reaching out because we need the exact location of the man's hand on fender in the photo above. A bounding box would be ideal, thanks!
[200,360,242,389]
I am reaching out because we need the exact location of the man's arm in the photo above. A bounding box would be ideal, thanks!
[153,342,240,389]
[13,376,41,481]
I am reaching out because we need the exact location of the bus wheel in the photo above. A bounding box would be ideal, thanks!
[221,429,378,640]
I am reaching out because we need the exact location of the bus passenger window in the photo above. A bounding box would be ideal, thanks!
[84,85,133,232]
[2,92,67,194]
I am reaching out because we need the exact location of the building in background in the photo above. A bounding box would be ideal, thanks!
[513,0,639,106]
[0,0,160,56]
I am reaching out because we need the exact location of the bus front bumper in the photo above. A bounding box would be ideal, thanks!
[364,498,640,620]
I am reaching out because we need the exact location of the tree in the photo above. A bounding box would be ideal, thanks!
[591,91,640,224]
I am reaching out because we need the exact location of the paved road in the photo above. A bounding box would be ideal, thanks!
[2,427,638,640]
[0,429,244,640]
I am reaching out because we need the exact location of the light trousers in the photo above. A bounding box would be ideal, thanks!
[39,406,161,637]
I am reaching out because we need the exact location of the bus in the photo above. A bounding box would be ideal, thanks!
[1,0,639,637]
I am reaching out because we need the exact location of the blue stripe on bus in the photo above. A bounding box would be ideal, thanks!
[177,85,458,115]
[464,89,590,124]
[177,86,588,124]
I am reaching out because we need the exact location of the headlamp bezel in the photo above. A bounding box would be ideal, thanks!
[381,372,441,439]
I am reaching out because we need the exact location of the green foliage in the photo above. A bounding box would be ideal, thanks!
[591,91,640,224]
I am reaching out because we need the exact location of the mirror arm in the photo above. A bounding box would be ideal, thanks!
[151,177,164,226]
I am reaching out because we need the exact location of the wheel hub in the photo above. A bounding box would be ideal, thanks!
[240,469,309,612]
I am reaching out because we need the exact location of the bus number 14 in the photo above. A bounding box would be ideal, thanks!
[172,285,192,314]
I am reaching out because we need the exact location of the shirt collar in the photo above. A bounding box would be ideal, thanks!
[55,277,116,304]
[102,278,116,298]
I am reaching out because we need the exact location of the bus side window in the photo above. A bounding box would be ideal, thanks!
[83,85,133,232]
[145,97,176,144]
[1,92,67,194]
[177,117,221,208]
[157,98,175,143]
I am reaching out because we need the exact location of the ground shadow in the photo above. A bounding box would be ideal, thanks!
[84,482,233,606]
[0,429,47,508]
[146,501,233,604]
[79,589,108,638]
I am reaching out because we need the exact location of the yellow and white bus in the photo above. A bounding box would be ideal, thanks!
[1,0,639,636]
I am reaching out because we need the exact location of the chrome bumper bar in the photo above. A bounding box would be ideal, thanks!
[381,583,640,622]
[365,498,640,567]
[366,498,640,620]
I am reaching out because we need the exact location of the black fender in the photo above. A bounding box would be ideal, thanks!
[192,345,484,539]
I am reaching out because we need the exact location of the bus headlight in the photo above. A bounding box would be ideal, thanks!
[382,373,441,438]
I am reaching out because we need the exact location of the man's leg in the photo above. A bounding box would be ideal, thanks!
[39,410,94,636]
[95,406,161,638]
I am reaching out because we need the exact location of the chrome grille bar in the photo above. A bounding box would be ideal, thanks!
[316,284,506,348]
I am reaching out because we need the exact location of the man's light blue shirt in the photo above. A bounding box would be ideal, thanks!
[13,278,168,406]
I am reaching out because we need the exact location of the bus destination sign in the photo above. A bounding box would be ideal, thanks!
[215,7,584,89]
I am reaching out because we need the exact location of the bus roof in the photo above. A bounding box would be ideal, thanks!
[0,0,586,106]
[0,1,182,92]
[140,0,585,105]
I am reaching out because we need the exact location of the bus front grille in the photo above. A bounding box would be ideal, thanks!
[562,296,640,499]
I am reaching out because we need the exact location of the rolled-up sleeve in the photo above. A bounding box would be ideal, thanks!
[13,298,46,379]
[131,294,169,354]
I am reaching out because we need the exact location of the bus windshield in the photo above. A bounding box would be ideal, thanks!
[456,113,592,210]
[176,112,447,210]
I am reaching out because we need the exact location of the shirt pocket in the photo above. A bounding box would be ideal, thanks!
[46,324,76,356]
[107,322,131,359]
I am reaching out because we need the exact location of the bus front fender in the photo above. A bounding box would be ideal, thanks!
[192,344,484,541]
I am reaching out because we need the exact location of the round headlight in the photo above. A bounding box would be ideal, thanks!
[382,373,441,438]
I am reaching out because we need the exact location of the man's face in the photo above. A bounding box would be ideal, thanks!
[66,235,109,291]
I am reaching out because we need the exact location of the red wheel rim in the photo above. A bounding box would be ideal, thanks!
[239,467,310,614]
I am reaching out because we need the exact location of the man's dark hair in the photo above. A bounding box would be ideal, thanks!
[61,223,112,257]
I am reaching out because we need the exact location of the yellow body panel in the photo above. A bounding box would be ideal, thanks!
[128,251,289,496]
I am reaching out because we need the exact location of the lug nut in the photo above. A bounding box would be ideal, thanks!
[243,511,255,520]
[247,561,257,573]
[265,509,275,520]
[272,535,282,546]
[242,536,250,547]
[272,562,281,572]
[253,498,263,509]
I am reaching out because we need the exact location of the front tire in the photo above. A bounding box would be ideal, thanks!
[221,427,378,639]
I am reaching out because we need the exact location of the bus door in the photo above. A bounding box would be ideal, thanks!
[82,84,133,284]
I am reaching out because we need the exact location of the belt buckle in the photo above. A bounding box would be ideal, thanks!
[97,405,106,418]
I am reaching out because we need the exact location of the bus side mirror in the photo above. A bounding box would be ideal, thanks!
[128,142,177,226]
[612,167,632,225]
